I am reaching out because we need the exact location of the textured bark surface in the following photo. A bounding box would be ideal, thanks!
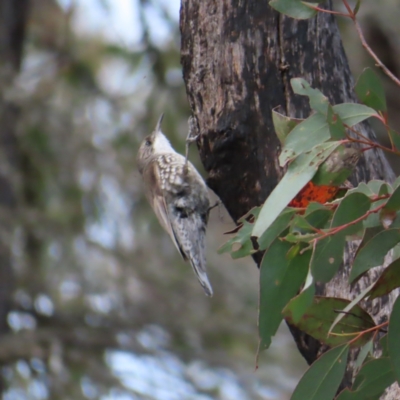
[180,0,398,395]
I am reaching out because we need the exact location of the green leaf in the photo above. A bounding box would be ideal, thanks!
[353,0,361,15]
[336,358,395,400]
[305,207,332,228]
[389,128,400,151]
[380,184,400,228]
[253,142,341,238]
[279,114,330,166]
[354,340,373,370]
[258,208,296,250]
[312,145,361,187]
[363,199,388,229]
[327,105,346,140]
[288,208,332,240]
[331,192,371,234]
[380,335,389,358]
[272,110,302,145]
[382,184,400,212]
[350,229,400,282]
[367,179,387,194]
[328,282,375,335]
[283,296,375,348]
[258,240,309,350]
[310,231,346,283]
[369,258,400,300]
[269,0,318,19]
[290,344,349,400]
[284,282,315,323]
[332,103,378,126]
[355,68,387,112]
[388,294,400,383]
[291,78,329,114]
[218,220,255,259]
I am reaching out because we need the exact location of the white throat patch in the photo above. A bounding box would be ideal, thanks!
[153,131,176,154]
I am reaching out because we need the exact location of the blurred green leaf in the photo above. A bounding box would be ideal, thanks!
[258,240,310,350]
[355,68,387,112]
[291,344,349,400]
[350,229,400,282]
[283,296,375,347]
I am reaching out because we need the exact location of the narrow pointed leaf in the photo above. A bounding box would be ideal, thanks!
[354,341,373,370]
[388,294,400,383]
[253,142,341,238]
[350,229,400,282]
[259,240,309,350]
[290,344,349,400]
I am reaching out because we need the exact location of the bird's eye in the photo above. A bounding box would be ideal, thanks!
[145,139,151,147]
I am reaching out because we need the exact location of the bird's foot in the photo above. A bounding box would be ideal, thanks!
[185,116,200,163]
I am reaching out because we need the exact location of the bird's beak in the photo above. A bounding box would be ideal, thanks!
[155,113,164,133]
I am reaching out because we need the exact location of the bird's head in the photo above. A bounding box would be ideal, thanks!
[137,113,174,173]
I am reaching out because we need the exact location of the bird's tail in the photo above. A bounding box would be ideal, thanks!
[189,254,213,297]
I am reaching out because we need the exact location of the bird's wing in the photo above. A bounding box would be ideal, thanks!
[170,213,213,296]
[143,159,187,260]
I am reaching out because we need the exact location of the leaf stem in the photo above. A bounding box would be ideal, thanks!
[312,202,386,243]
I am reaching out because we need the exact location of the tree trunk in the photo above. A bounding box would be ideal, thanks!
[0,0,30,393]
[180,0,399,395]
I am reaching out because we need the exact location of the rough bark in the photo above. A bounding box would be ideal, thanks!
[180,0,398,395]
[0,0,30,393]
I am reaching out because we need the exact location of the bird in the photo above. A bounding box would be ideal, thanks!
[137,114,213,296]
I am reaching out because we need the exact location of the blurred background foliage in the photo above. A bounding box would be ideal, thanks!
[1,0,399,399]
